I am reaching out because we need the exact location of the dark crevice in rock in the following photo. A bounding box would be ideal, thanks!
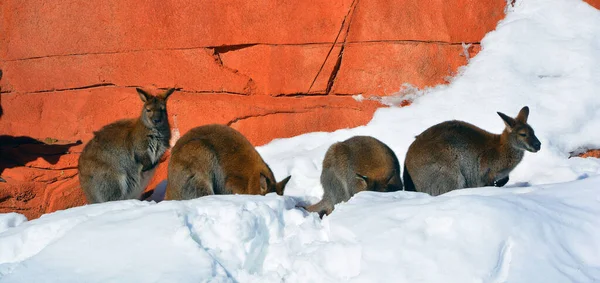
[29,83,117,93]
[226,111,306,126]
[210,48,225,66]
[5,40,481,62]
[273,92,365,98]
[11,85,250,96]
[346,40,481,46]
[307,0,359,94]
[176,89,249,96]
[325,0,361,95]
[226,105,367,126]
[272,92,328,97]
[210,44,258,54]
[206,46,256,95]
[0,206,30,211]
[0,195,12,203]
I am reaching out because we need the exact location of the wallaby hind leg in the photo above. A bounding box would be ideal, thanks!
[86,174,127,203]
[139,167,157,194]
[416,167,466,196]
[321,167,353,203]
[493,176,509,187]
[305,200,333,218]
[180,174,215,200]
[402,166,416,192]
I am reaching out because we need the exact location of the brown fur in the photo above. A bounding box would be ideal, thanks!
[305,136,403,218]
[403,106,541,196]
[78,88,175,203]
[166,124,290,200]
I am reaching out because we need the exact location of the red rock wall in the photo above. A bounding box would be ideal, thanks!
[0,0,507,219]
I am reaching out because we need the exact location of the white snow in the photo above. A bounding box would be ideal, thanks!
[0,214,26,234]
[2,0,600,282]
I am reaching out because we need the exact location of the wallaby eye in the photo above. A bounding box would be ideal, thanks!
[519,133,527,137]
[146,109,151,113]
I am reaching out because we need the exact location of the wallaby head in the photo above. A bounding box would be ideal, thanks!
[497,106,541,153]
[259,169,291,195]
[136,88,175,129]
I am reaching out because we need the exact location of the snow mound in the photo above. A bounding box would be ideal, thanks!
[1,178,600,282]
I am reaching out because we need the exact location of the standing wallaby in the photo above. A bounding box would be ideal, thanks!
[304,136,403,218]
[403,106,541,196]
[78,88,175,203]
[166,124,291,200]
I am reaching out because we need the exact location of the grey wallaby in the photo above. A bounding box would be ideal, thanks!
[403,106,541,196]
[304,136,403,218]
[166,124,291,200]
[78,88,175,203]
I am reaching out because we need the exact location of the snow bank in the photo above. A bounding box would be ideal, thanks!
[0,213,26,234]
[1,177,600,282]
[2,0,600,282]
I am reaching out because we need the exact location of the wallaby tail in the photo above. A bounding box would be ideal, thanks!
[402,164,416,192]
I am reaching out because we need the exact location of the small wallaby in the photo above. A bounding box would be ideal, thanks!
[78,88,175,203]
[304,136,403,218]
[403,106,541,196]
[166,124,291,200]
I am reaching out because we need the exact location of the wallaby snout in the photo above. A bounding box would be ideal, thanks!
[528,136,541,152]
[404,106,540,196]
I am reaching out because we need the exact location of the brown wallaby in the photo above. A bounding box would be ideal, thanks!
[403,106,541,196]
[78,88,175,203]
[166,124,291,200]
[304,136,403,218]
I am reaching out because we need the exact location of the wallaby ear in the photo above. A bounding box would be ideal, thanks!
[260,173,269,194]
[276,175,291,195]
[136,88,151,103]
[497,111,516,130]
[386,170,396,184]
[355,173,368,191]
[161,88,176,100]
[515,106,529,123]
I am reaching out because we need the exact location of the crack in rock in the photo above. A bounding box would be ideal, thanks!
[325,0,361,95]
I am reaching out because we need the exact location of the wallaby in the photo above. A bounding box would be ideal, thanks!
[166,124,291,200]
[304,136,403,218]
[403,106,541,196]
[78,88,175,203]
